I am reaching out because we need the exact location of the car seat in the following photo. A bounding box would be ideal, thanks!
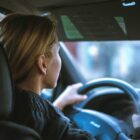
[0,44,41,140]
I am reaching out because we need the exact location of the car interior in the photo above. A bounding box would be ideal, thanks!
[0,0,140,140]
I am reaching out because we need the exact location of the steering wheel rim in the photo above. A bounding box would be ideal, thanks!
[78,78,140,114]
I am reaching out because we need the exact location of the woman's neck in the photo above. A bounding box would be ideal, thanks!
[17,77,42,95]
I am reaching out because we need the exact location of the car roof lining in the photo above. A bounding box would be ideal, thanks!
[0,0,111,12]
[0,0,140,41]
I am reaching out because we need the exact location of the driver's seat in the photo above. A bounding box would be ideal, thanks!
[0,44,41,140]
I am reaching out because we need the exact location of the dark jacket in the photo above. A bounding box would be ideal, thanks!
[11,87,95,140]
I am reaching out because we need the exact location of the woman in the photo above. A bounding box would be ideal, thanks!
[0,14,95,140]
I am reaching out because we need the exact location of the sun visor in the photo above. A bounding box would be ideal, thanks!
[49,0,140,41]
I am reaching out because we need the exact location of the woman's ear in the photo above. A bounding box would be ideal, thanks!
[36,55,48,75]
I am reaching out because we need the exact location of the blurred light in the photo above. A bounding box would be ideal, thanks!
[88,46,98,56]
[122,1,136,7]
[132,114,140,128]
[0,13,5,21]
[41,12,51,16]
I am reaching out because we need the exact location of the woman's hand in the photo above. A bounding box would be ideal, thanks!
[53,83,87,110]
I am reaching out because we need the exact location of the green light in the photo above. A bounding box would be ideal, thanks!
[114,17,127,35]
[61,15,84,39]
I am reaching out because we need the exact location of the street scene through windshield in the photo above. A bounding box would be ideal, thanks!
[64,41,140,87]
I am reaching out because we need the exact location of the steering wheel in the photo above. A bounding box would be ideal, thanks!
[65,78,140,140]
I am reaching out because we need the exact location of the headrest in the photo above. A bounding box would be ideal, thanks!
[0,44,13,119]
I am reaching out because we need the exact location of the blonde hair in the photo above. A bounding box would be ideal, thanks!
[0,14,57,83]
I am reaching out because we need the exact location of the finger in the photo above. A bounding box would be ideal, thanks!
[76,95,87,102]
[73,83,83,89]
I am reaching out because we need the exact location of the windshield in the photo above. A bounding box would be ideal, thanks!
[64,41,140,88]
